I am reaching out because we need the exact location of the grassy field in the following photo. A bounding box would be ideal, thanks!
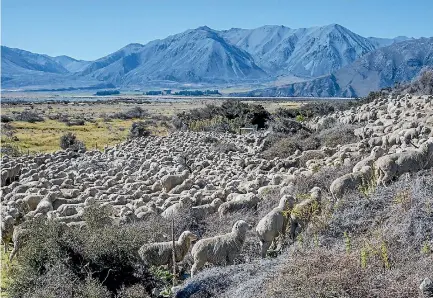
[1,98,301,154]
[1,118,170,154]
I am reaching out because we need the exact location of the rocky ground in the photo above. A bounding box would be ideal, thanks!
[1,94,433,297]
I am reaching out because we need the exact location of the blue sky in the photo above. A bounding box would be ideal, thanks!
[2,0,432,60]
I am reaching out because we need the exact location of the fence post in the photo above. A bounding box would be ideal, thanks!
[171,219,177,287]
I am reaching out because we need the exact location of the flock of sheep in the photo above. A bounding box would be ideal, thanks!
[1,93,433,281]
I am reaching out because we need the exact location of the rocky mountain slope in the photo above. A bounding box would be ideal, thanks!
[220,24,377,77]
[233,37,433,97]
[79,27,266,85]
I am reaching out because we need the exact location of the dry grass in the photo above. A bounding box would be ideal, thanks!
[1,118,169,154]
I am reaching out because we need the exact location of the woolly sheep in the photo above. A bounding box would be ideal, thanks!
[374,140,433,186]
[352,146,386,173]
[218,194,260,217]
[330,166,373,199]
[191,198,223,220]
[138,230,197,267]
[256,195,295,258]
[9,223,30,261]
[191,220,251,277]
[1,215,15,252]
[160,170,189,192]
[161,197,193,219]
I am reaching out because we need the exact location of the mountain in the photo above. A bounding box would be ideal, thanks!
[52,55,91,73]
[1,24,420,92]
[1,46,104,89]
[220,24,377,77]
[367,36,413,48]
[1,46,68,75]
[79,27,267,85]
[232,37,433,97]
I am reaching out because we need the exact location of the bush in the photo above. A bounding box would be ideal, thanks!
[129,121,151,138]
[59,132,86,152]
[1,114,13,123]
[112,107,148,120]
[15,111,44,123]
[7,210,163,298]
[174,100,271,133]
[316,125,358,147]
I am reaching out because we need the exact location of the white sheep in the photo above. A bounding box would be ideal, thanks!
[190,220,251,277]
[1,215,15,252]
[374,140,433,186]
[191,198,223,220]
[256,195,295,258]
[352,146,386,173]
[138,230,197,267]
[161,197,193,219]
[160,170,189,192]
[330,166,373,199]
[9,224,30,261]
[218,194,260,217]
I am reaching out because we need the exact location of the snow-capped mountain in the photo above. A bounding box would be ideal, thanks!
[52,55,91,73]
[1,46,69,75]
[221,24,377,77]
[79,26,266,85]
[1,24,423,93]
[233,37,433,97]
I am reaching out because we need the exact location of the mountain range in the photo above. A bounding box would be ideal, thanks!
[1,24,431,96]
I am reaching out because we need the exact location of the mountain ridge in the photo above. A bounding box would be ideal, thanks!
[1,24,426,94]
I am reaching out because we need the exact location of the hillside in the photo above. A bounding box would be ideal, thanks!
[233,37,433,97]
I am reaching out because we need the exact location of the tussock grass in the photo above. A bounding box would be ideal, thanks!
[1,119,168,154]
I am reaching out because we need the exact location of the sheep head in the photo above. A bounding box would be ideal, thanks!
[232,220,251,234]
[211,198,223,208]
[279,195,295,210]
[179,231,198,243]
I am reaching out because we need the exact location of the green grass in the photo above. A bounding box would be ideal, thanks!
[1,245,15,298]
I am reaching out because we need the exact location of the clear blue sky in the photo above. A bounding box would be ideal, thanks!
[2,0,432,60]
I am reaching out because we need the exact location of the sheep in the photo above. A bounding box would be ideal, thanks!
[218,194,260,217]
[256,195,295,258]
[191,198,223,220]
[352,146,386,173]
[161,197,193,219]
[290,187,322,239]
[190,220,251,277]
[1,215,15,252]
[330,166,373,199]
[138,230,197,267]
[374,140,433,186]
[160,170,189,192]
[9,224,30,261]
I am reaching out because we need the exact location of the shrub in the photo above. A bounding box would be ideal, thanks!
[15,111,44,123]
[66,119,86,126]
[129,121,151,138]
[174,100,271,133]
[261,137,301,159]
[113,107,148,120]
[7,211,163,298]
[316,125,358,147]
[0,114,13,122]
[59,132,86,152]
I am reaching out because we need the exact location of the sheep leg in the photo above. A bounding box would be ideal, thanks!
[191,258,205,278]
[260,240,272,258]
[9,242,18,262]
[290,221,298,240]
